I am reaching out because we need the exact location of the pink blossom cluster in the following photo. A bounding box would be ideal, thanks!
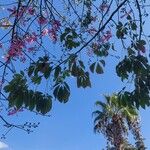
[25,32,37,44]
[42,28,49,36]
[52,20,61,30]
[8,107,23,116]
[38,16,48,25]
[4,37,25,62]
[49,20,61,42]
[7,6,35,17]
[27,7,35,15]
[49,29,58,42]
[25,33,38,53]
[99,3,109,11]
[4,5,62,62]
[100,30,112,43]
[37,18,61,42]
[87,28,97,35]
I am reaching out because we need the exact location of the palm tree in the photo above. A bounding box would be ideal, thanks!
[93,94,145,150]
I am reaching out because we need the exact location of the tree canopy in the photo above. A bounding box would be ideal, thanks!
[0,0,150,145]
[93,95,145,149]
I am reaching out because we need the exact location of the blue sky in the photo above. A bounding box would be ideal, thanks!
[0,56,150,150]
[0,0,150,150]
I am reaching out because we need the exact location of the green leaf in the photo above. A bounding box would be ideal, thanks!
[76,72,91,88]
[44,66,52,79]
[31,75,42,85]
[96,63,103,74]
[100,60,105,67]
[4,85,11,93]
[15,94,24,109]
[71,62,78,76]
[54,66,61,80]
[78,60,85,69]
[36,97,52,114]
[20,71,24,76]
[90,62,96,73]
[131,22,137,30]
[127,15,132,20]
[53,82,70,103]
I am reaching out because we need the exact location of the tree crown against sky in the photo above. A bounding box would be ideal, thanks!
[0,0,150,145]
[93,95,145,149]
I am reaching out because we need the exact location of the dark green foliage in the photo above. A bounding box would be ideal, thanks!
[116,55,150,109]
[28,56,52,84]
[60,28,80,49]
[4,73,52,114]
[76,72,91,88]
[93,95,145,149]
[93,43,110,57]
[116,22,128,39]
[2,0,150,119]
[53,82,70,103]
[90,60,104,74]
[69,58,91,88]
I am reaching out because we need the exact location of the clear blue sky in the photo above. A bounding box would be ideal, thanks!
[0,1,150,150]
[1,56,150,150]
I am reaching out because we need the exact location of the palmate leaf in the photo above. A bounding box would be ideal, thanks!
[28,57,52,83]
[90,61,104,74]
[54,66,61,80]
[36,94,52,114]
[77,72,91,88]
[8,89,52,115]
[31,75,42,85]
[53,82,70,103]
[4,73,52,115]
[96,63,103,74]
[43,66,52,79]
[90,62,96,73]
[28,65,35,77]
[60,27,80,49]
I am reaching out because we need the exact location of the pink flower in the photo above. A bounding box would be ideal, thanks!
[25,33,37,43]
[100,30,112,43]
[38,16,48,25]
[52,20,61,30]
[2,54,10,62]
[8,107,23,116]
[5,38,25,61]
[7,6,26,17]
[99,3,109,11]
[18,6,27,16]
[42,28,49,36]
[49,29,57,42]
[87,28,97,35]
[28,7,35,15]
